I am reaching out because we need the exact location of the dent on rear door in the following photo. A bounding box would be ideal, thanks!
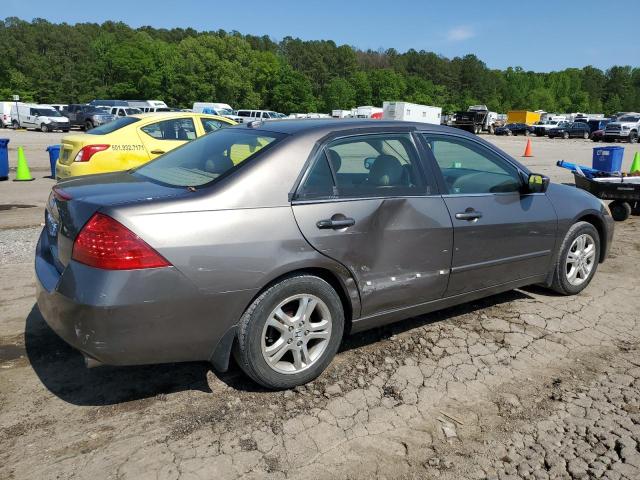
[292,197,453,317]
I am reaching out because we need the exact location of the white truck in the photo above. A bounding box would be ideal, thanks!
[126,100,170,112]
[331,109,352,118]
[604,113,640,143]
[382,101,442,125]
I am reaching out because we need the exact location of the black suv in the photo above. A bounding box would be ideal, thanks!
[548,122,591,139]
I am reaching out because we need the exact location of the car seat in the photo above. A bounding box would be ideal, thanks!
[367,155,404,186]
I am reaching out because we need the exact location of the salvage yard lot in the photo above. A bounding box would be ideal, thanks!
[1,131,639,479]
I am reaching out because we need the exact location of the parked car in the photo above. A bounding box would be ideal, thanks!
[62,104,116,131]
[533,120,568,137]
[494,123,534,136]
[193,102,243,123]
[10,103,70,132]
[591,129,605,142]
[109,106,143,117]
[55,112,235,179]
[0,101,12,128]
[236,110,282,122]
[603,113,640,143]
[548,122,591,139]
[37,120,614,389]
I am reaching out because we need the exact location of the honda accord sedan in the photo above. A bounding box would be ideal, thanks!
[36,119,614,389]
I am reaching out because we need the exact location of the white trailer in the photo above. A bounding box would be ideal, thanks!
[382,101,442,125]
[355,106,383,119]
[331,109,352,118]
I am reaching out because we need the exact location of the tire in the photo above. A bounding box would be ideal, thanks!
[592,137,600,142]
[631,201,640,216]
[507,130,513,136]
[629,132,638,144]
[609,201,632,221]
[234,274,345,389]
[12,120,19,129]
[488,125,495,135]
[604,136,613,143]
[62,129,69,133]
[84,121,94,131]
[40,123,49,133]
[550,221,600,295]
[583,132,589,139]
[563,132,569,139]
[524,130,530,136]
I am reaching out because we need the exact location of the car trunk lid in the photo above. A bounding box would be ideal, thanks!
[45,171,188,270]
[59,134,92,165]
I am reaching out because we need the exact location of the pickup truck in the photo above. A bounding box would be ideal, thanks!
[62,104,116,131]
[533,120,569,137]
[604,113,640,143]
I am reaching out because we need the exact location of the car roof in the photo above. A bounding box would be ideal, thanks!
[130,112,232,121]
[237,118,455,135]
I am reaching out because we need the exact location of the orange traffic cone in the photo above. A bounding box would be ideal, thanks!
[522,138,533,157]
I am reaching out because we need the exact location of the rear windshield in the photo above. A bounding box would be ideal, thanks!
[87,116,140,135]
[135,128,283,187]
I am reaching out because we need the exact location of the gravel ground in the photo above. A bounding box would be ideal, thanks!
[1,135,640,479]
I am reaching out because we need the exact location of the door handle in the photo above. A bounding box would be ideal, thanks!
[150,149,165,155]
[316,218,356,229]
[455,210,483,221]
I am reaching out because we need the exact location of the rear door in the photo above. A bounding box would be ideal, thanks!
[292,130,453,317]
[139,117,197,159]
[420,133,557,296]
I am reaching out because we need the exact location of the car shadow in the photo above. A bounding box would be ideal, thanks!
[25,304,214,406]
[26,289,536,403]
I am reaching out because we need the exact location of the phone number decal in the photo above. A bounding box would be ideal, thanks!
[112,145,145,151]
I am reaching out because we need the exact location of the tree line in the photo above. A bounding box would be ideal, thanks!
[1,17,639,115]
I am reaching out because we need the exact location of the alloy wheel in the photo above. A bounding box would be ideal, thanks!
[565,234,596,286]
[261,294,332,374]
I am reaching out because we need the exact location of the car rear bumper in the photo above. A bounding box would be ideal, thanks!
[35,229,252,366]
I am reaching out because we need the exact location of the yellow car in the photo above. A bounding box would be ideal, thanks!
[56,112,236,179]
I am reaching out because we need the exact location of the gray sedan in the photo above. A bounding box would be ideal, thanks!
[36,119,614,389]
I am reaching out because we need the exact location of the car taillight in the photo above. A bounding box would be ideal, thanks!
[74,144,109,162]
[72,213,171,270]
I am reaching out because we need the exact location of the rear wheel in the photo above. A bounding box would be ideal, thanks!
[235,274,344,389]
[12,120,19,129]
[609,201,632,221]
[551,222,600,295]
[583,132,589,139]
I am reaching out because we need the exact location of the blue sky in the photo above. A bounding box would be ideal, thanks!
[3,0,637,71]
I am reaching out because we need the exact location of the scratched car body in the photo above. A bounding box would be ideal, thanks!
[36,119,614,389]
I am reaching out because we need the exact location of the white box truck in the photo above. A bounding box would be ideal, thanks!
[382,102,442,125]
[331,109,352,118]
[355,106,383,119]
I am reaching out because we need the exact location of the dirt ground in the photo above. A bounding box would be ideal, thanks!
[1,128,640,480]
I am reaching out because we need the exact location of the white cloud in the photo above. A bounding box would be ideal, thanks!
[446,25,475,42]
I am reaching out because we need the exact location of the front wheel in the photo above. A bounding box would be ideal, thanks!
[563,132,569,139]
[84,121,94,131]
[629,132,638,144]
[583,132,589,139]
[234,274,345,389]
[12,120,19,129]
[550,221,600,295]
[40,123,49,133]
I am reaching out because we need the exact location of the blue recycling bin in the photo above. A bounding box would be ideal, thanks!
[592,146,624,173]
[46,145,61,178]
[0,138,9,181]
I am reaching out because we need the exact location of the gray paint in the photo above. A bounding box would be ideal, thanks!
[36,119,613,369]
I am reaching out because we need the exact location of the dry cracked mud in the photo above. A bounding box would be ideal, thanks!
[1,218,639,480]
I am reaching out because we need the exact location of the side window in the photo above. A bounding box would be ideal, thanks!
[141,118,197,141]
[237,111,250,117]
[423,134,522,194]
[200,118,227,133]
[326,133,425,197]
[298,151,335,199]
[30,108,37,116]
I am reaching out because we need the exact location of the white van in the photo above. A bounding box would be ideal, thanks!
[1,101,12,128]
[192,103,242,122]
[127,100,170,112]
[236,110,281,122]
[109,106,143,117]
[10,103,70,132]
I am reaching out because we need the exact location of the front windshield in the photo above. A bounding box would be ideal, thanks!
[217,108,233,115]
[136,128,283,187]
[35,108,62,117]
[89,107,109,114]
[619,115,640,122]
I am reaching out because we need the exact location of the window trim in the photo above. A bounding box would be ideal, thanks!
[292,130,434,203]
[418,131,528,196]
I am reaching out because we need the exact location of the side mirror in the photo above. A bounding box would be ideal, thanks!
[364,157,375,170]
[527,173,550,193]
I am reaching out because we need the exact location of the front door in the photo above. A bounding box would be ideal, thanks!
[139,117,197,160]
[421,133,557,297]
[292,131,453,317]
